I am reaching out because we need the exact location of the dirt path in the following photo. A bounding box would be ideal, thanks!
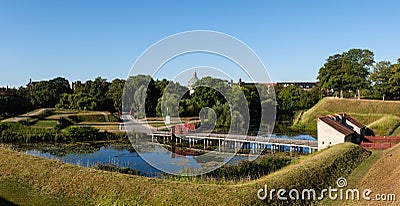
[366,116,387,128]
[1,108,50,123]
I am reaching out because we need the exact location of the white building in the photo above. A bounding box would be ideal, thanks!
[187,70,199,95]
[318,113,365,150]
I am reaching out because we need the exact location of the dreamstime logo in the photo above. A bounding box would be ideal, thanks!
[257,177,396,202]
[122,30,276,176]
[336,177,347,188]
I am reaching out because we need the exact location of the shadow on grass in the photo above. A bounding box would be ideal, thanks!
[0,197,17,206]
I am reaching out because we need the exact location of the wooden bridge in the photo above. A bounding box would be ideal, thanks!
[121,115,318,154]
[148,131,318,153]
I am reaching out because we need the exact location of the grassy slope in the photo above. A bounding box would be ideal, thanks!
[0,178,76,206]
[367,115,400,136]
[0,143,370,205]
[296,97,400,136]
[318,150,383,206]
[356,143,400,205]
[46,110,119,131]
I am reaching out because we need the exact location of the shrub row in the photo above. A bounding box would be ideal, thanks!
[93,163,141,176]
[0,122,127,143]
[69,114,120,123]
[166,156,292,182]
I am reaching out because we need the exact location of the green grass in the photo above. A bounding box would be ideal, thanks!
[42,109,121,131]
[317,149,383,205]
[32,120,59,128]
[0,178,77,206]
[296,97,400,136]
[147,121,168,127]
[367,115,400,136]
[0,143,370,205]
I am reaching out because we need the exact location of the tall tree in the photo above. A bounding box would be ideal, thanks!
[31,77,71,108]
[317,49,374,97]
[107,79,126,111]
[388,59,400,99]
[370,61,392,99]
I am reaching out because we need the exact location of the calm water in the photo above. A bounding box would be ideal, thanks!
[23,134,316,177]
[269,134,316,141]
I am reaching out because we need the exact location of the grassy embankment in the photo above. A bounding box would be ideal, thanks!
[0,109,129,143]
[0,143,370,205]
[2,108,120,132]
[295,97,400,136]
[355,143,400,205]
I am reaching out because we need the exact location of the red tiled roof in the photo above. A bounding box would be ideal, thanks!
[319,116,355,136]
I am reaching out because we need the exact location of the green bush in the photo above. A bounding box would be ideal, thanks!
[0,122,127,143]
[69,115,106,123]
[63,126,99,141]
[0,122,58,143]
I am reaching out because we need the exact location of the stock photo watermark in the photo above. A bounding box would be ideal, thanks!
[257,177,396,202]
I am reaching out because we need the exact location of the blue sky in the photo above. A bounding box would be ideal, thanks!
[1,0,399,87]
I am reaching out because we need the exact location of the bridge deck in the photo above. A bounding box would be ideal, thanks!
[149,131,317,148]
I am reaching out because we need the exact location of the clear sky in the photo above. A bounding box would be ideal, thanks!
[1,0,400,87]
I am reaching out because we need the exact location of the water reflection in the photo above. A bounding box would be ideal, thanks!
[21,134,315,177]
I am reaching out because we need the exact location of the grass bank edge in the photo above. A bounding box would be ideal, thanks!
[0,143,370,205]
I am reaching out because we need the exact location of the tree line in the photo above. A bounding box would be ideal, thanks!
[2,47,398,120]
[0,75,322,121]
[317,48,400,99]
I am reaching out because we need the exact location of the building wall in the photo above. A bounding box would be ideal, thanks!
[344,120,365,136]
[318,120,347,150]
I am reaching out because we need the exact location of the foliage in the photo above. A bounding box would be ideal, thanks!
[276,85,322,111]
[106,79,125,111]
[31,77,72,108]
[318,49,374,95]
[56,77,115,112]
[0,122,60,143]
[93,163,141,176]
[69,114,108,123]
[56,92,97,111]
[168,156,292,182]
[123,75,160,118]
[370,59,400,99]
[0,94,31,119]
[0,122,125,143]
[62,126,99,142]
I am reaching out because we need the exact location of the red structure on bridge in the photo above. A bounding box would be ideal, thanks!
[170,123,196,135]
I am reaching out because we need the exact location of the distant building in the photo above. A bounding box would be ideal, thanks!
[0,86,13,95]
[236,80,316,90]
[187,70,199,95]
[318,113,365,150]
[277,82,317,90]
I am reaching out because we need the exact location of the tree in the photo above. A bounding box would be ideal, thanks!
[0,94,29,118]
[317,49,374,97]
[56,93,97,110]
[123,75,162,117]
[276,85,302,111]
[388,59,400,99]
[370,61,392,99]
[107,79,126,111]
[31,77,71,108]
